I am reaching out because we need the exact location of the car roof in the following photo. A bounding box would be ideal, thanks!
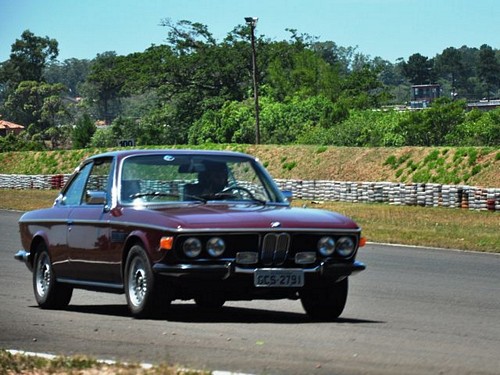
[87,149,254,162]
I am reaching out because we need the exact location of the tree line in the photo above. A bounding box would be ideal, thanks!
[0,21,499,152]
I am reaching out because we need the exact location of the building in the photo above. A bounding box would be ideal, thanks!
[0,118,25,136]
[466,99,500,112]
[410,84,442,109]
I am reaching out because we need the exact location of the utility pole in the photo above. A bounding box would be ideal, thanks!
[245,17,260,144]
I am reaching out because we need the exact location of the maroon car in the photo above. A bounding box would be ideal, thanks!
[15,150,366,320]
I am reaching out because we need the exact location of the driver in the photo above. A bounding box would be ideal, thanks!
[186,161,228,197]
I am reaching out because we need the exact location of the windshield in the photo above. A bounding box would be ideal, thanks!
[119,154,284,205]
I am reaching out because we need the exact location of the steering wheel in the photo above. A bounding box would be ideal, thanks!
[220,185,257,200]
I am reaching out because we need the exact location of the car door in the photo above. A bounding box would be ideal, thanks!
[65,157,117,284]
[50,161,94,279]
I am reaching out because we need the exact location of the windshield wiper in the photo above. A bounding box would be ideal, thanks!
[182,194,207,203]
[205,192,267,205]
[130,191,177,199]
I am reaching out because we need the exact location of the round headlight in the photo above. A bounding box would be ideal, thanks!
[336,236,355,257]
[318,236,336,256]
[183,237,202,258]
[207,237,225,257]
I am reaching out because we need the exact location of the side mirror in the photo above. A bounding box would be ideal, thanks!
[282,190,293,203]
[86,190,107,205]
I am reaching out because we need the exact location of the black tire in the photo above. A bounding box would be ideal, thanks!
[194,294,225,309]
[32,245,73,309]
[300,278,348,321]
[125,245,169,318]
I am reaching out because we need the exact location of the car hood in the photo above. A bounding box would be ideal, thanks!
[137,203,359,231]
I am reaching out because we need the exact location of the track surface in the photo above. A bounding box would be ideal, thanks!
[1,209,499,374]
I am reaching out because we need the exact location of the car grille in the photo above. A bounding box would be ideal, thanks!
[261,233,290,266]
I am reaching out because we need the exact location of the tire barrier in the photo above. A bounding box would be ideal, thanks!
[0,174,498,211]
[0,174,71,190]
[275,179,500,212]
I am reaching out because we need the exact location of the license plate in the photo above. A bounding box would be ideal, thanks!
[254,269,304,287]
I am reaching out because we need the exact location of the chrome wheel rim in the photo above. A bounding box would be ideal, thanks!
[36,253,51,298]
[128,257,148,307]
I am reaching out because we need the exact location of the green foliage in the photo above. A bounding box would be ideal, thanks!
[423,149,440,164]
[3,81,70,134]
[396,99,466,146]
[282,160,297,171]
[1,28,499,152]
[401,53,435,85]
[384,153,412,170]
[189,100,255,144]
[478,44,500,99]
[72,114,96,149]
[384,155,398,168]
[446,108,500,146]
[0,132,46,152]
[1,30,58,86]
[386,146,500,185]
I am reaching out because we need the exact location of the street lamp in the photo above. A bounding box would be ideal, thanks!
[245,16,260,144]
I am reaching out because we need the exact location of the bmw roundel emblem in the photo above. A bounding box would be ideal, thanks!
[270,221,281,228]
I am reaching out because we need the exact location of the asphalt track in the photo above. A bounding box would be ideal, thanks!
[1,209,499,374]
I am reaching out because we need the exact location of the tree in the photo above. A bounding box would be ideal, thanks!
[44,58,91,96]
[3,81,69,134]
[396,98,466,146]
[81,52,127,124]
[0,30,59,103]
[339,64,387,108]
[478,44,500,99]
[401,53,435,85]
[266,46,342,102]
[5,30,58,84]
[434,47,465,97]
[72,114,96,149]
[160,19,216,55]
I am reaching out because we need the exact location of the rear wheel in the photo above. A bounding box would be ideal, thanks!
[33,245,73,309]
[300,278,348,321]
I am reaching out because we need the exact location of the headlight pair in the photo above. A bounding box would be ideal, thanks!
[183,237,225,258]
[317,236,356,258]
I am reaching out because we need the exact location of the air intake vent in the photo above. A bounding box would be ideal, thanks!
[261,233,290,266]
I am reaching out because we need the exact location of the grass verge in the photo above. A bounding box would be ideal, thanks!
[295,200,499,253]
[1,189,498,253]
[0,349,209,374]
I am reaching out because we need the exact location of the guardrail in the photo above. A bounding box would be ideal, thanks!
[0,174,498,212]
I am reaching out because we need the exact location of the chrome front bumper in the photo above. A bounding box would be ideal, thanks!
[153,260,366,279]
[14,250,33,271]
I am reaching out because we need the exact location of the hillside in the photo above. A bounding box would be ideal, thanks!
[0,146,499,188]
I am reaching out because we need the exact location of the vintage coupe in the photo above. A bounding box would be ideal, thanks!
[15,150,366,320]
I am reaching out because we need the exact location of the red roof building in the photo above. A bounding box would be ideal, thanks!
[0,118,25,136]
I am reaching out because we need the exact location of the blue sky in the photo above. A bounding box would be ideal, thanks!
[1,0,499,63]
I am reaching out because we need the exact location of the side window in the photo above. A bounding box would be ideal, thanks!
[83,158,113,204]
[62,163,93,206]
[62,158,113,206]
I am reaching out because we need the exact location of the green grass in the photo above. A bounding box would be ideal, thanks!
[1,189,498,253]
[0,146,498,187]
[294,200,499,253]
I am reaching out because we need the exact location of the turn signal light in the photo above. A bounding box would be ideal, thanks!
[160,236,174,251]
[359,237,367,247]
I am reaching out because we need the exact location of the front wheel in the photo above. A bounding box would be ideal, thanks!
[33,246,73,309]
[125,245,169,318]
[300,278,348,321]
